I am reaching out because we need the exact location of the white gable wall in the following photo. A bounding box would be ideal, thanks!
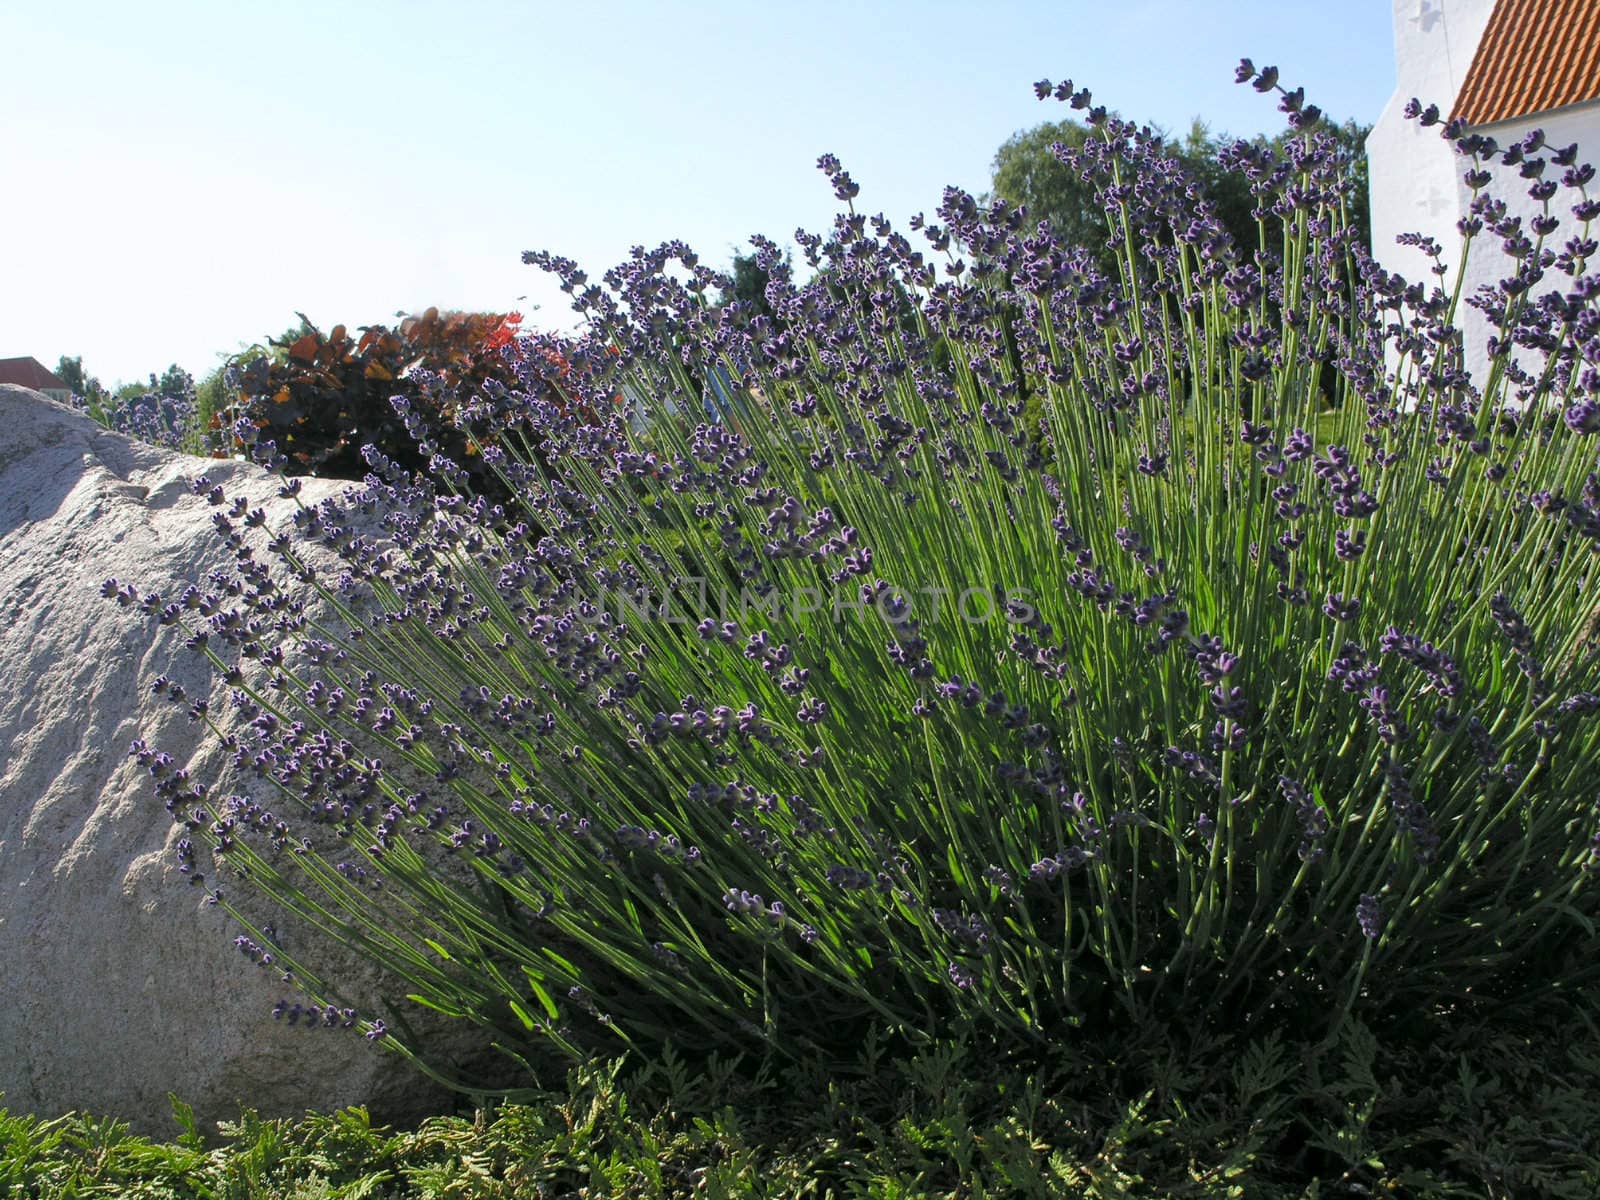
[1367,0,1494,378]
[1369,0,1600,394]
[1369,0,1495,281]
[1453,99,1600,392]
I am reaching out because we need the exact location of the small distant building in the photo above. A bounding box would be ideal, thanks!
[0,356,73,404]
[1367,0,1600,388]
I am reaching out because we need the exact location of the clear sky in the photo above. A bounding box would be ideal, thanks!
[3,1,1397,389]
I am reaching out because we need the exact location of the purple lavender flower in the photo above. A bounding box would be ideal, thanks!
[1564,400,1600,435]
[1323,593,1362,622]
[94,65,1600,1069]
[1356,894,1382,940]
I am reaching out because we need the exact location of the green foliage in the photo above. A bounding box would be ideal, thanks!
[207,117,1595,1062]
[55,355,111,413]
[717,252,784,322]
[60,356,215,455]
[6,999,1600,1196]
[159,364,197,400]
[989,118,1107,262]
[225,308,529,494]
[195,365,238,453]
[989,112,1372,270]
[110,365,194,406]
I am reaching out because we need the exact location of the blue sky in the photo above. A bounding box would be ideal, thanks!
[3,1,1397,388]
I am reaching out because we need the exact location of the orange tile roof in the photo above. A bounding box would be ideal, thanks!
[1452,0,1600,128]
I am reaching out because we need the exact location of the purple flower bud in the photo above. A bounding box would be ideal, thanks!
[1565,400,1600,435]
[1323,593,1362,622]
[1356,894,1382,939]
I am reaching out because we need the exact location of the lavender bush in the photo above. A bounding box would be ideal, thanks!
[113,68,1600,1085]
[70,375,215,456]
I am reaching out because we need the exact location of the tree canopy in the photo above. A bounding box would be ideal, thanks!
[55,356,109,406]
[988,113,1371,274]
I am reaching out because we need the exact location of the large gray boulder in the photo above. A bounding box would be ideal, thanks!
[0,385,459,1135]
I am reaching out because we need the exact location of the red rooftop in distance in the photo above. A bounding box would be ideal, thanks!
[0,356,72,402]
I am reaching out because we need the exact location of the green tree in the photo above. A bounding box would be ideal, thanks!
[112,379,147,404]
[1313,116,1371,251]
[55,355,110,409]
[717,252,782,321]
[988,114,1372,269]
[155,363,194,397]
[194,364,236,450]
[1174,118,1259,255]
[111,373,180,404]
[988,119,1106,262]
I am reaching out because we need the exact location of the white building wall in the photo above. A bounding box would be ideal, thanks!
[1453,100,1600,389]
[1369,0,1600,394]
[1368,0,1496,286]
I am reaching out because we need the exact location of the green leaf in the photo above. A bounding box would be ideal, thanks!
[523,969,561,1020]
[405,994,466,1017]
[542,949,581,979]
[507,999,537,1031]
[947,844,966,886]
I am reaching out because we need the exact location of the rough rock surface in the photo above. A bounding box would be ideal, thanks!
[0,386,460,1134]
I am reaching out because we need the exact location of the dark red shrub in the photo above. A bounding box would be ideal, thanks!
[223,309,528,496]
